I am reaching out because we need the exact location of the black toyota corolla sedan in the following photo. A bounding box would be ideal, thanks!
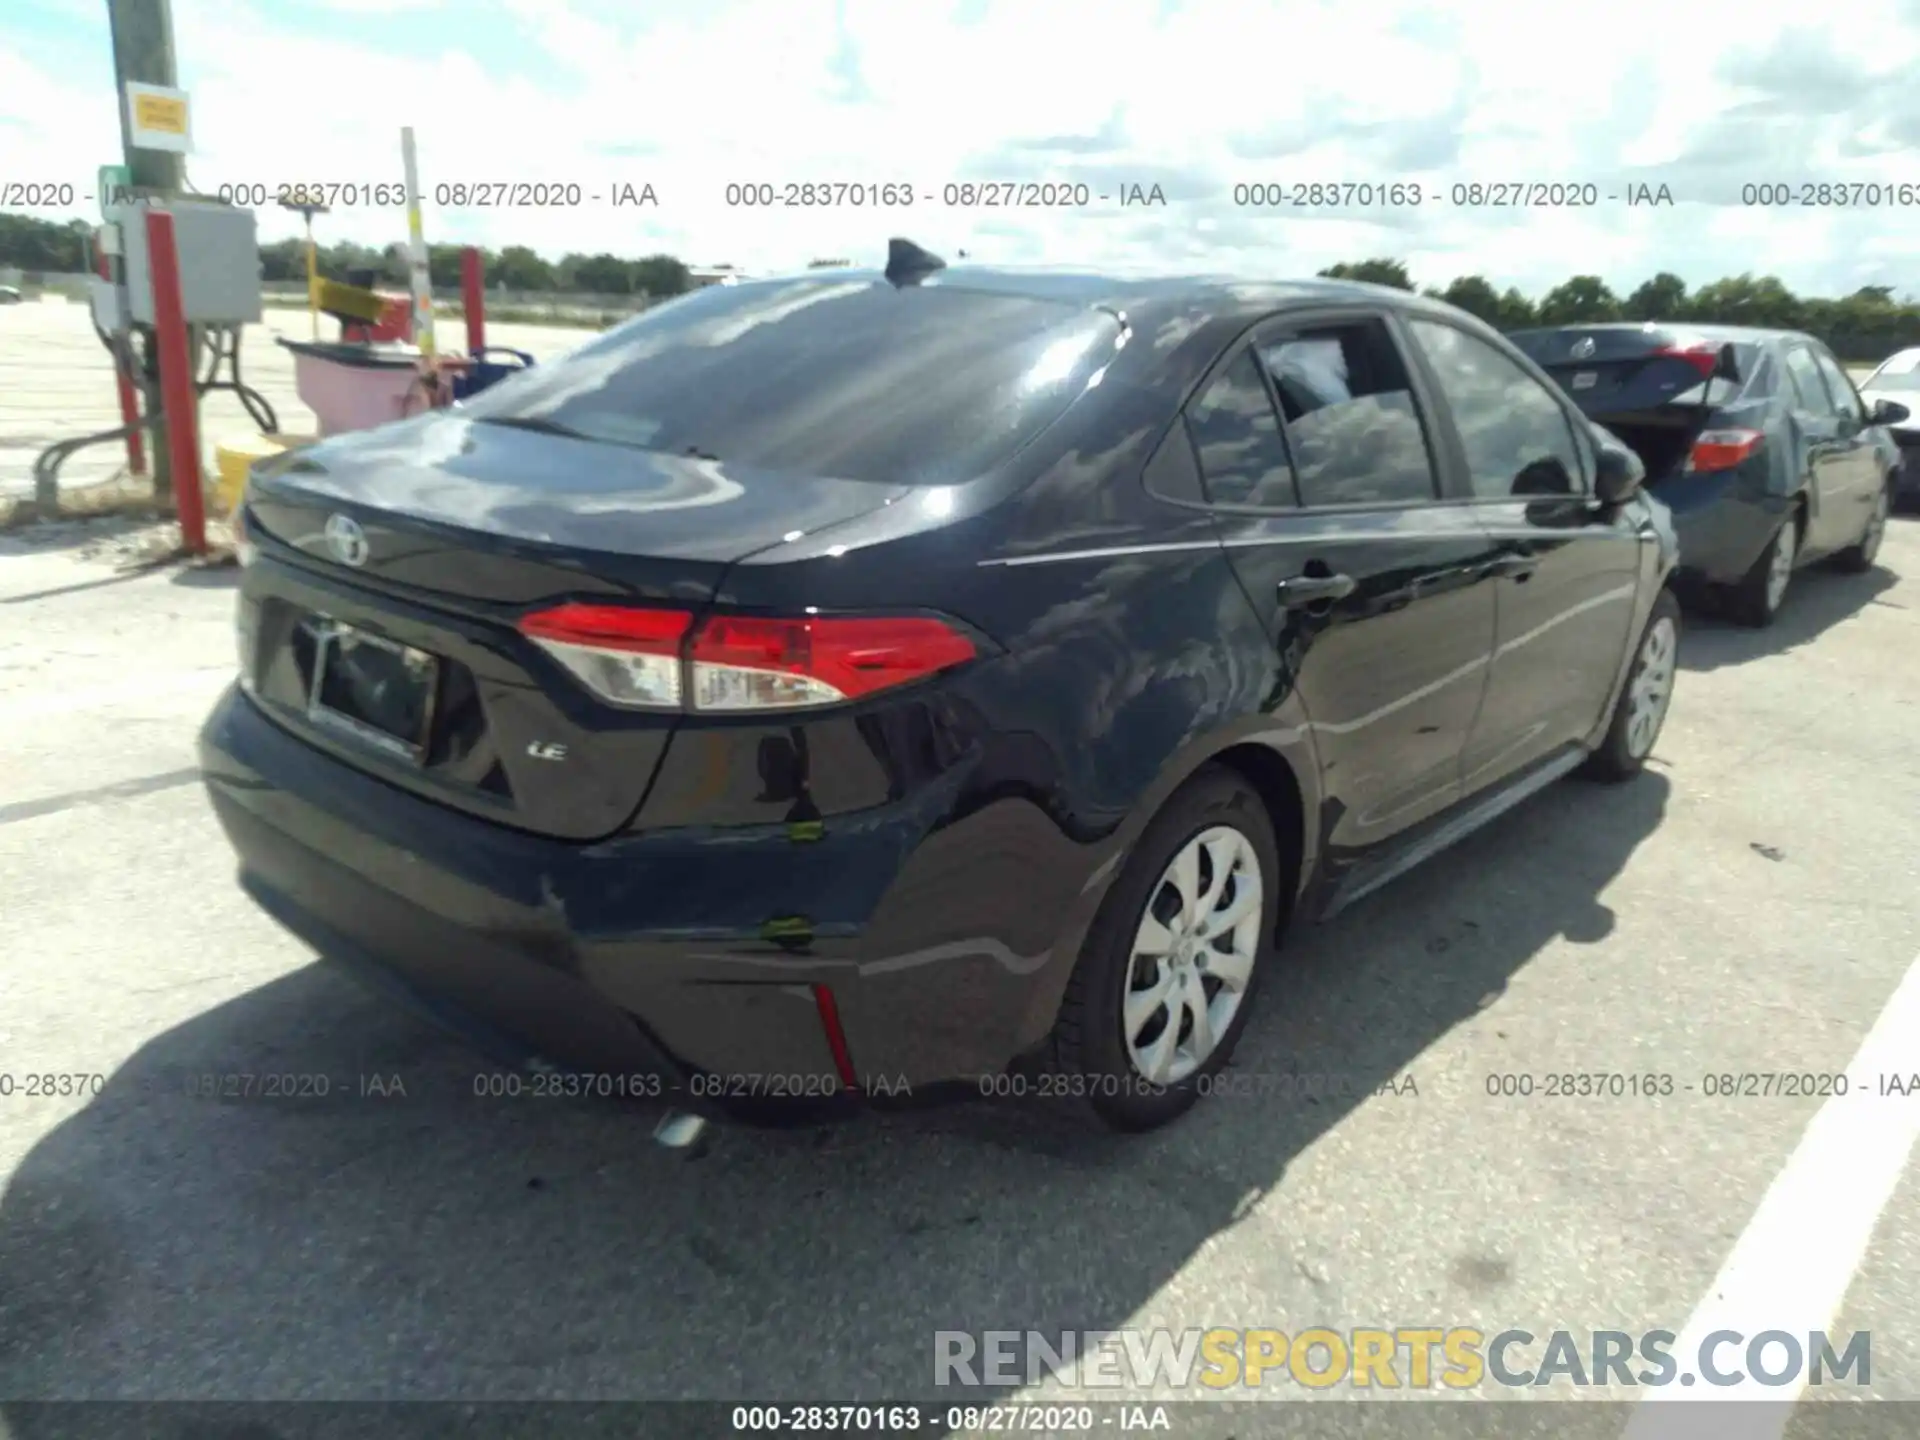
[202,241,1681,1133]
[1508,323,1903,626]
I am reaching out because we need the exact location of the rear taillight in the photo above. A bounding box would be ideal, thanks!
[516,604,977,713]
[519,602,693,709]
[1688,428,1765,473]
[1655,341,1721,380]
[689,614,977,712]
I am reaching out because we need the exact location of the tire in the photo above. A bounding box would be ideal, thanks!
[1831,476,1891,574]
[1047,766,1285,1132]
[1726,512,1799,627]
[1582,588,1681,783]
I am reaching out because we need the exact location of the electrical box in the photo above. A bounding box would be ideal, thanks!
[90,275,130,335]
[117,199,263,326]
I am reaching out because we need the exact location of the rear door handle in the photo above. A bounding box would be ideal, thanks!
[1277,572,1357,608]
[1481,554,1537,581]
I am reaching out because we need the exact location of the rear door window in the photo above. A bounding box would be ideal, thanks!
[1184,351,1297,508]
[1407,319,1584,498]
[1783,346,1834,414]
[1741,353,1779,400]
[1811,349,1866,424]
[458,278,1118,485]
[1255,318,1438,507]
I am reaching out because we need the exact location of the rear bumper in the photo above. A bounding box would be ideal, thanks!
[1651,467,1789,586]
[200,685,1078,1118]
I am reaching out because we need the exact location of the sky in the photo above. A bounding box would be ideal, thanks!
[6,0,1920,298]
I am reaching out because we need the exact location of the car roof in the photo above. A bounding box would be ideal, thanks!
[732,263,1458,333]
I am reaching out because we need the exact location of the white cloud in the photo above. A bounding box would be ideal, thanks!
[5,0,1919,297]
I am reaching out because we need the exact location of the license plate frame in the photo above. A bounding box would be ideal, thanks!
[1570,371,1598,390]
[306,618,441,765]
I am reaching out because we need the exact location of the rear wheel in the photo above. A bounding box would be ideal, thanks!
[1831,477,1891,574]
[1727,513,1798,627]
[1583,588,1680,782]
[1048,767,1283,1132]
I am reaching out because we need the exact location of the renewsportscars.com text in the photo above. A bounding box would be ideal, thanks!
[934,1327,1871,1391]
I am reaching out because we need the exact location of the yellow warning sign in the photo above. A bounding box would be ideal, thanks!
[125,82,192,153]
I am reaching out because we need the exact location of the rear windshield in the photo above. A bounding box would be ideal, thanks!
[458,278,1118,485]
[1865,353,1920,392]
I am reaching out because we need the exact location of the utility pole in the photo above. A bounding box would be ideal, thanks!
[107,0,185,499]
[107,0,185,196]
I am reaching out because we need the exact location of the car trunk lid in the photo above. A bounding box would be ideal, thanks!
[1510,326,1742,417]
[238,414,909,841]
[247,412,908,596]
[1510,326,1753,482]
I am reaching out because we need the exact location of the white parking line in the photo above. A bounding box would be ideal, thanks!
[1622,944,1920,1437]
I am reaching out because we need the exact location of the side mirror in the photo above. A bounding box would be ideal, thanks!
[1869,397,1911,426]
[1714,342,1741,382]
[1592,434,1646,505]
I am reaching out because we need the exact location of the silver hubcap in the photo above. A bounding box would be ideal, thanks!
[1764,525,1795,612]
[1862,489,1889,561]
[1123,826,1264,1086]
[1625,615,1676,760]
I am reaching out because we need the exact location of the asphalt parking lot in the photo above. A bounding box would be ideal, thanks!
[1,303,1918,1437]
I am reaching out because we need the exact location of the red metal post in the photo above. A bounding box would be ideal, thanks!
[95,231,147,476]
[143,209,206,556]
[461,246,485,354]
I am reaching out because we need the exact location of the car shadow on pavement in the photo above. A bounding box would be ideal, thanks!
[0,772,1670,1434]
[0,510,171,559]
[1678,564,1898,673]
[170,564,241,590]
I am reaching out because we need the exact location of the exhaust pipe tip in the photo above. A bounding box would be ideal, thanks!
[653,1110,710,1152]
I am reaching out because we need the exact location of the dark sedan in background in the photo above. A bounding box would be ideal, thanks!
[1858,346,1920,507]
[203,245,1681,1135]
[1509,324,1903,626]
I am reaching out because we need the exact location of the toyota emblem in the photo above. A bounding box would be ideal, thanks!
[323,514,369,568]
[1570,337,1597,360]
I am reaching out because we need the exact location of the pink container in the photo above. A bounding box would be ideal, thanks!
[279,340,427,437]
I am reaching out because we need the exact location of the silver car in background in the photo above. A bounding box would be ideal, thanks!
[1858,347,1920,506]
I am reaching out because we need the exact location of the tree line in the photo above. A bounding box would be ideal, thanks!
[270,241,858,295]
[3,210,1914,360]
[262,237,702,299]
[1320,259,1917,364]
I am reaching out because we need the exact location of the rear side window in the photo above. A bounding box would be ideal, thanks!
[1811,349,1865,423]
[1783,347,1833,412]
[1256,319,1437,507]
[1407,319,1583,498]
[458,279,1117,485]
[1184,350,1297,508]
[1741,353,1779,400]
